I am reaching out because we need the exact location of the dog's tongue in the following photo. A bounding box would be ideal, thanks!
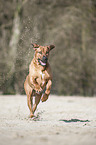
[40,60,46,66]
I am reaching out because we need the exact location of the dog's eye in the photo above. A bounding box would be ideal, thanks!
[38,51,42,54]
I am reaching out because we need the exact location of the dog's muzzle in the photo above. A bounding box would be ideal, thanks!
[38,56,48,66]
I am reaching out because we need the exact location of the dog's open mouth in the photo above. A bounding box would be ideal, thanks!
[38,59,47,66]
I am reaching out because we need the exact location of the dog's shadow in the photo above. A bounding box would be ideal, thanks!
[59,119,90,123]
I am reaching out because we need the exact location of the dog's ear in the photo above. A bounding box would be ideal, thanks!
[31,43,39,50]
[48,45,55,51]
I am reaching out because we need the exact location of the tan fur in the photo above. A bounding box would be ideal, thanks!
[24,43,55,118]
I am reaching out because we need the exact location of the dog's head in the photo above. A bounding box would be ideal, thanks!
[32,43,55,67]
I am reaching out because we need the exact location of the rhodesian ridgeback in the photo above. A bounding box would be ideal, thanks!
[24,43,55,118]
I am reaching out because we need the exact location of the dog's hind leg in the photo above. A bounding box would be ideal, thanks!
[32,93,42,114]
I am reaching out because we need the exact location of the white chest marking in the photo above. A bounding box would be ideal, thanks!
[40,71,45,79]
[40,71,45,85]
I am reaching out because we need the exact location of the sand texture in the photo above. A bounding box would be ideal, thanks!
[0,95,96,145]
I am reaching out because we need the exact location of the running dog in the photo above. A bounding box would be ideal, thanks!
[24,43,55,118]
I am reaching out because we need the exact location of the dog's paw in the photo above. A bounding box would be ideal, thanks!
[29,114,35,118]
[35,87,42,93]
[41,93,48,102]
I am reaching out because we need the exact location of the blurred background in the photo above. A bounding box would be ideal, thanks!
[0,0,96,96]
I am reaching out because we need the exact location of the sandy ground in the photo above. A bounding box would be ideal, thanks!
[0,95,96,145]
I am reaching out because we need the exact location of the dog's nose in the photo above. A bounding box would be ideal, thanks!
[42,56,48,62]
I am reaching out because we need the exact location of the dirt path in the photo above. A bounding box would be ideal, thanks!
[0,95,96,145]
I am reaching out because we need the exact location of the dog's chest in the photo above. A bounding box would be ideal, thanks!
[40,71,45,85]
[36,70,48,88]
[40,71,45,79]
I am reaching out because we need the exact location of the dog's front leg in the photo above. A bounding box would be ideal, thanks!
[28,75,42,92]
[27,94,34,118]
[41,79,52,102]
